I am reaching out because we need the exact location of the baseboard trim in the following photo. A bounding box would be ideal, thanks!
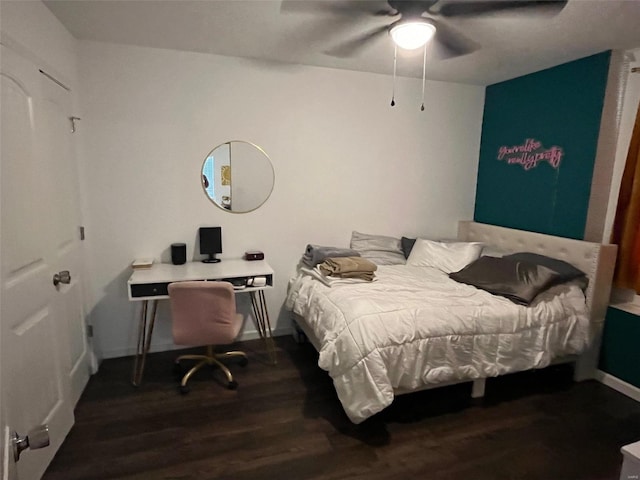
[595,370,640,402]
[101,328,291,360]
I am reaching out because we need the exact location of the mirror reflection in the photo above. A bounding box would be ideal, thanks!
[201,141,275,213]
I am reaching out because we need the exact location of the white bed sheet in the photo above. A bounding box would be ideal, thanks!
[285,264,590,423]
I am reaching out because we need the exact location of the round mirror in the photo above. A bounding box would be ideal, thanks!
[201,141,275,213]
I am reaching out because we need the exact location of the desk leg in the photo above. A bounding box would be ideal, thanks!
[131,299,158,386]
[250,290,277,364]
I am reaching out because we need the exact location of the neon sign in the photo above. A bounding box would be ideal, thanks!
[497,139,563,171]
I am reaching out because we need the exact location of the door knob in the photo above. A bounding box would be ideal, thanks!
[11,425,50,462]
[53,270,71,286]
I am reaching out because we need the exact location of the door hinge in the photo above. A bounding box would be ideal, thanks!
[86,325,93,338]
[79,226,85,241]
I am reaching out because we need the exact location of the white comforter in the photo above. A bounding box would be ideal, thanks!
[285,265,590,423]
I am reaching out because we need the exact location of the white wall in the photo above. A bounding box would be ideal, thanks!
[77,40,485,359]
[0,1,77,87]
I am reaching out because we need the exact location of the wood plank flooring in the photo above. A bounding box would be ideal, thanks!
[43,336,640,480]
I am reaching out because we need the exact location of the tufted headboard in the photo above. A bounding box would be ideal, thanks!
[457,221,617,327]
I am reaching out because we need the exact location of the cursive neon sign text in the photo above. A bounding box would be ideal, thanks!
[497,138,563,171]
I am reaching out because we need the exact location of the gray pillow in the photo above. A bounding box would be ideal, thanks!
[350,231,406,266]
[401,237,416,259]
[449,256,562,305]
[502,252,586,283]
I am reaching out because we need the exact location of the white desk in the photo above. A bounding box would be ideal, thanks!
[127,259,275,386]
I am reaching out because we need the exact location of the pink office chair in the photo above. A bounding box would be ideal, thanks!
[168,281,247,393]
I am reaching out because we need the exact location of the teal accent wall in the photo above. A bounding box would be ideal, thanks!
[474,52,611,239]
[599,307,640,388]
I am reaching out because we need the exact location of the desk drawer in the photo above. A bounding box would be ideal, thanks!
[130,282,169,298]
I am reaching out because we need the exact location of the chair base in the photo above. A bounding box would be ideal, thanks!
[175,345,247,392]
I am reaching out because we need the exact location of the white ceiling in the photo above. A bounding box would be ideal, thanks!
[44,0,640,85]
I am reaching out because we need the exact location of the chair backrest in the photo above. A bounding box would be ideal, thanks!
[168,281,242,346]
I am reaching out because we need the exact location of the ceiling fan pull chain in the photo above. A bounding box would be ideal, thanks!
[420,42,427,112]
[391,44,397,107]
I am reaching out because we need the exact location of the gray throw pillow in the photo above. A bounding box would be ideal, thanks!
[502,252,586,283]
[350,231,406,265]
[449,256,562,305]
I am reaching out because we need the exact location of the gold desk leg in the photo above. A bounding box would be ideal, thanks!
[131,299,158,386]
[250,290,277,364]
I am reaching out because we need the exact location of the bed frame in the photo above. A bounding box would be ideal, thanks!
[292,221,617,400]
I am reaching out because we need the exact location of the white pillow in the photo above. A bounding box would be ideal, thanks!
[407,238,483,273]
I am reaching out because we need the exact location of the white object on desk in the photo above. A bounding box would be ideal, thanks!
[131,258,154,269]
[127,259,276,386]
[248,276,267,287]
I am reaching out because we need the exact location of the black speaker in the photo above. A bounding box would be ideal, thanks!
[171,243,187,265]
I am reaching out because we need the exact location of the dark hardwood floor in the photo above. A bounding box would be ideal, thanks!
[43,336,640,480]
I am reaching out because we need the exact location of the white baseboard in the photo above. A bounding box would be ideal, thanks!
[595,370,640,402]
[101,327,291,360]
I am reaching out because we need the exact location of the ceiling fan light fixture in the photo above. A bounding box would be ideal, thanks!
[390,20,436,50]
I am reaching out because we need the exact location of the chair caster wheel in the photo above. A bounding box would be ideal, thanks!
[179,385,190,395]
[227,380,238,390]
[239,357,248,367]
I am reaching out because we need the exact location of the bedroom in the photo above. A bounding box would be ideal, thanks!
[1,0,640,479]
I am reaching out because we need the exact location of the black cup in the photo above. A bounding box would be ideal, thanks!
[171,243,187,265]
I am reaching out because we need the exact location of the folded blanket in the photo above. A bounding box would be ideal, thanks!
[299,267,376,287]
[302,244,360,267]
[318,256,377,281]
[329,271,375,281]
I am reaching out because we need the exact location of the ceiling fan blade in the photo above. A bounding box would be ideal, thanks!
[324,24,390,58]
[279,14,364,57]
[429,18,480,59]
[280,0,393,16]
[437,0,568,17]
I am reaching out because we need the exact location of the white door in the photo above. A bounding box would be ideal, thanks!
[1,44,90,479]
[38,56,92,409]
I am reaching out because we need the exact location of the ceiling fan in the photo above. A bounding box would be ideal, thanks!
[282,0,568,60]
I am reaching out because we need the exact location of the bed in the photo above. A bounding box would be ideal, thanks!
[285,221,617,424]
